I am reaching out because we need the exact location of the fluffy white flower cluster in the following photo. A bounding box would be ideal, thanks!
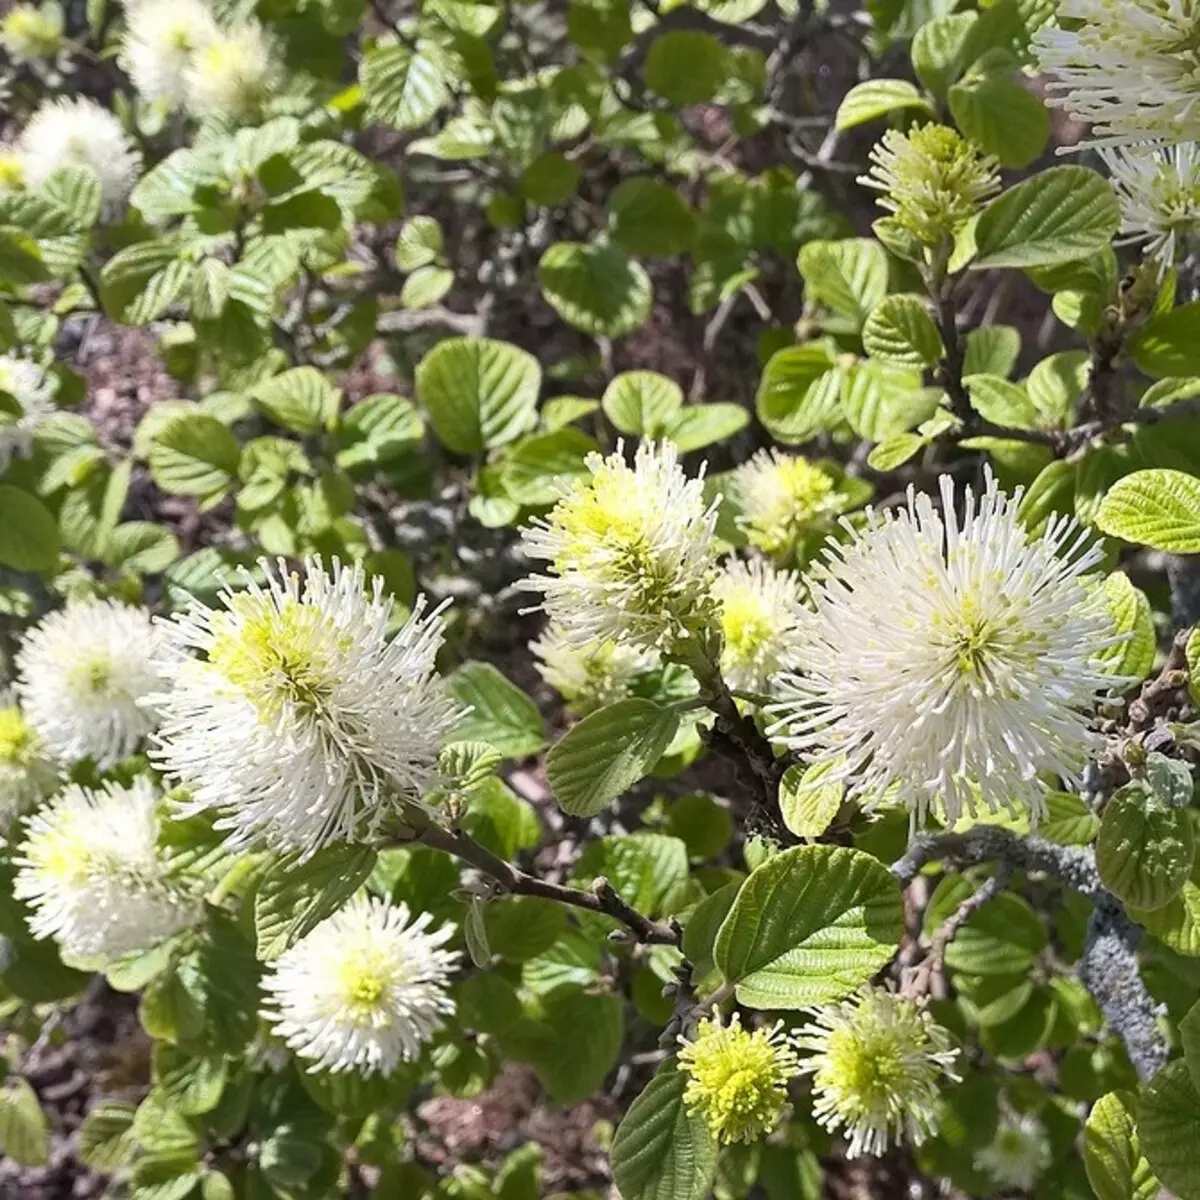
[1033,0,1200,269]
[261,896,458,1076]
[1034,0,1200,149]
[1102,143,1200,272]
[152,556,460,855]
[520,441,721,657]
[713,557,805,696]
[14,778,198,959]
[770,471,1118,826]
[0,695,58,833]
[975,1113,1050,1190]
[15,598,166,769]
[797,988,960,1158]
[0,354,56,471]
[732,449,846,560]
[531,623,657,715]
[121,0,281,120]
[0,2,63,63]
[13,98,142,215]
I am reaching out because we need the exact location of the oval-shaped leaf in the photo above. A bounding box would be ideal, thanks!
[547,699,680,817]
[1097,782,1195,911]
[713,844,903,1009]
[973,166,1120,270]
[1096,469,1200,552]
[538,241,653,338]
[0,484,59,572]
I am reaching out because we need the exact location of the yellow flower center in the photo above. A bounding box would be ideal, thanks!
[0,707,32,766]
[720,592,774,664]
[209,600,340,721]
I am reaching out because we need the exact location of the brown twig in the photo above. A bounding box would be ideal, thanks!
[412,821,681,946]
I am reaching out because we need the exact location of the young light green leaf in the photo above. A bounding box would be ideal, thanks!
[537,241,653,338]
[1085,1090,1160,1200]
[797,238,888,325]
[779,760,843,840]
[602,370,684,436]
[835,79,933,130]
[547,699,680,817]
[1096,469,1200,551]
[416,336,541,455]
[147,413,240,501]
[0,1079,48,1166]
[862,294,944,367]
[448,662,547,758]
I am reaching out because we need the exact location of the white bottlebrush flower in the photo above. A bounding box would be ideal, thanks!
[713,557,805,696]
[13,778,198,959]
[733,450,845,559]
[15,599,166,769]
[975,1113,1051,1190]
[520,441,721,656]
[121,0,219,108]
[769,471,1119,826]
[151,557,459,855]
[261,895,458,1076]
[0,696,58,834]
[183,19,281,121]
[796,988,960,1159]
[0,2,63,63]
[1034,0,1200,148]
[531,622,657,715]
[18,98,142,214]
[0,354,55,471]
[1102,142,1200,270]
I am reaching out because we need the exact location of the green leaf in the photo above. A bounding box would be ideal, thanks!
[835,79,933,130]
[363,43,451,130]
[547,699,680,817]
[779,760,843,840]
[538,241,652,338]
[1039,790,1101,846]
[1097,781,1195,911]
[798,238,888,325]
[572,832,690,919]
[643,30,728,105]
[1130,858,1200,955]
[1098,571,1156,681]
[78,1101,138,1172]
[609,178,697,258]
[867,432,926,471]
[862,294,944,367]
[252,367,340,436]
[963,324,1021,376]
[972,166,1120,270]
[755,345,841,445]
[1139,1061,1200,1200]
[483,895,567,962]
[254,844,378,960]
[500,428,598,506]
[415,336,541,454]
[517,990,624,1105]
[448,662,546,758]
[0,1079,48,1166]
[400,265,454,310]
[522,152,581,206]
[714,845,903,1009]
[602,370,683,436]
[1129,302,1200,378]
[664,403,749,453]
[1085,1090,1161,1200]
[942,889,1046,975]
[0,485,59,572]
[611,1064,717,1200]
[965,373,1042,430]
[152,1045,228,1117]
[148,412,240,500]
[1096,469,1200,551]
[841,361,939,440]
[395,216,444,271]
[140,969,205,1043]
[912,12,977,99]
[948,58,1050,168]
[461,777,541,860]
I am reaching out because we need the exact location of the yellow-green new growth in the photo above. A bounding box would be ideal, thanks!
[861,124,1000,248]
[678,1014,799,1145]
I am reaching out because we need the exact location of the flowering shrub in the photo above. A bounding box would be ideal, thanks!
[3,0,1200,1197]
